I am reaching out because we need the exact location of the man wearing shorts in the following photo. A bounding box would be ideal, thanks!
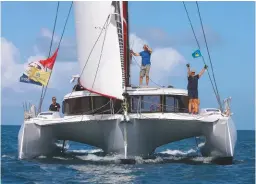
[186,63,207,114]
[130,44,152,86]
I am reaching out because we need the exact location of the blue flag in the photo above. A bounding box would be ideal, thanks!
[192,49,202,58]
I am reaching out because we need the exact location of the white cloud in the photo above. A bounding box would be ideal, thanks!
[1,37,78,93]
[1,37,28,92]
[40,28,60,43]
[36,28,77,61]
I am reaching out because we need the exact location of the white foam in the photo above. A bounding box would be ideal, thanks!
[65,148,213,164]
[198,142,205,147]
[191,157,213,163]
[70,149,103,154]
[53,156,70,160]
[1,154,15,159]
[160,149,197,156]
[76,153,123,163]
[38,155,46,159]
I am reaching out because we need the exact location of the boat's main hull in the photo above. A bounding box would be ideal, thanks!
[18,113,237,160]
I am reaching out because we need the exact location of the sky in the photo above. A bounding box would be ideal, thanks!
[1,1,255,130]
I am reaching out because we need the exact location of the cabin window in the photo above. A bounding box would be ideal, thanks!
[63,97,91,115]
[129,95,188,113]
[165,96,175,112]
[141,95,161,112]
[165,95,188,113]
[112,99,123,114]
[130,95,161,113]
[177,96,189,113]
[92,96,110,114]
[130,96,140,113]
[92,97,122,114]
[63,96,122,115]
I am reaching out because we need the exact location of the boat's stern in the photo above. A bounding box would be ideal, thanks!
[18,111,61,159]
[200,115,237,159]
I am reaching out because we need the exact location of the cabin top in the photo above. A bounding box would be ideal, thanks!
[63,87,188,100]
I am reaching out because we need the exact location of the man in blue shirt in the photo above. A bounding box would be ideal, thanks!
[186,63,207,114]
[130,44,152,86]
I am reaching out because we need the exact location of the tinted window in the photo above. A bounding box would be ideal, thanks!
[130,96,140,113]
[165,96,188,113]
[64,97,91,115]
[128,95,188,113]
[141,95,161,112]
[176,96,188,113]
[165,96,175,112]
[92,96,109,114]
[112,99,123,114]
[63,96,122,115]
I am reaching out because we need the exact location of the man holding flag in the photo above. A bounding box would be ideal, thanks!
[186,63,208,114]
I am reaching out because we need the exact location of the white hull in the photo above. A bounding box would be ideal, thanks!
[18,112,237,160]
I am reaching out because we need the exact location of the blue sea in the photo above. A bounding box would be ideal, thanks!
[1,125,255,184]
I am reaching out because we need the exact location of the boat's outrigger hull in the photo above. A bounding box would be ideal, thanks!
[18,112,236,161]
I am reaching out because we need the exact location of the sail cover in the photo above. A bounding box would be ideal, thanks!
[74,1,126,100]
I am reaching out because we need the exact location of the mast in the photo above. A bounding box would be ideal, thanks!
[122,1,131,87]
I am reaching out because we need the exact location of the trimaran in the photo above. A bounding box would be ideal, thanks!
[18,1,237,163]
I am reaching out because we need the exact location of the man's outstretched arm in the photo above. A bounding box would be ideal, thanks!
[130,50,140,56]
[199,65,208,78]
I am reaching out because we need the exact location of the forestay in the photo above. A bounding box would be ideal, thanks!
[74,1,125,100]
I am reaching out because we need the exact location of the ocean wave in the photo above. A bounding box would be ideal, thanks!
[69,149,103,154]
[2,154,15,159]
[159,149,197,156]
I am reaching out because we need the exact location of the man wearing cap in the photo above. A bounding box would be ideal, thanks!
[130,44,152,86]
[186,64,208,114]
[49,97,60,112]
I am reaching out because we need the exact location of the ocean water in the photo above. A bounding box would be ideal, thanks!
[1,125,255,184]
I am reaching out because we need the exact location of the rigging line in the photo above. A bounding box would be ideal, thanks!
[90,17,111,94]
[57,1,73,49]
[182,1,222,109]
[78,12,111,79]
[196,1,223,111]
[38,1,60,114]
[40,1,73,110]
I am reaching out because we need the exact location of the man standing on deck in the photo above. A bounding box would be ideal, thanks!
[186,64,208,114]
[49,97,60,112]
[130,44,153,86]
